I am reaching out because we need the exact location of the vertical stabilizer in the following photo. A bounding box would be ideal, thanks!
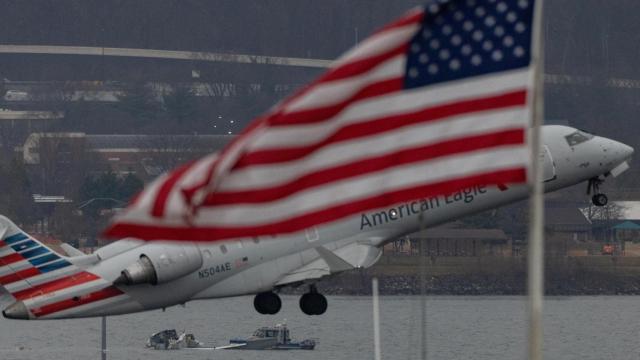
[0,215,78,301]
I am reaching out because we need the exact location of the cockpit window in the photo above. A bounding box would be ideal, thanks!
[565,130,594,146]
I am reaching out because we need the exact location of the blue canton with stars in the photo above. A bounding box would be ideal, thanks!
[404,0,535,89]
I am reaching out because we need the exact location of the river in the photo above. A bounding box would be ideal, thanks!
[1,295,639,360]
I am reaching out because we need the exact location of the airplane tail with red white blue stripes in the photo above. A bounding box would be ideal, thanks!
[0,215,129,319]
[0,215,80,301]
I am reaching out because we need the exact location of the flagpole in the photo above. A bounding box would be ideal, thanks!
[418,212,428,360]
[101,316,107,360]
[372,277,382,360]
[528,1,545,360]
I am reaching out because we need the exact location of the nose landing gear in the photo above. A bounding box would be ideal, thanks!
[587,177,608,207]
[592,193,608,207]
[299,285,327,315]
[254,291,282,315]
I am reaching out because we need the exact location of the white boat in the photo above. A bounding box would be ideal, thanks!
[227,322,315,350]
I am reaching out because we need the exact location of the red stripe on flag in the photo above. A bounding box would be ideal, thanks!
[318,44,408,84]
[0,253,23,266]
[373,9,424,35]
[31,286,123,318]
[0,267,40,285]
[151,160,198,217]
[104,168,526,241]
[271,77,404,126]
[13,272,100,301]
[206,129,524,206]
[236,90,527,168]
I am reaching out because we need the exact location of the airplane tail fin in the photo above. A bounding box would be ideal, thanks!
[0,215,79,301]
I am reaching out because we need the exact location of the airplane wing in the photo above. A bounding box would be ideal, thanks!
[275,241,383,286]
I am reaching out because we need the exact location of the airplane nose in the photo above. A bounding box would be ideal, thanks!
[618,143,634,160]
[603,140,634,178]
[2,301,30,320]
[601,138,634,161]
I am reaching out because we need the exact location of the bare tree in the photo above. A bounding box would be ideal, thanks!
[583,202,625,222]
[583,202,625,243]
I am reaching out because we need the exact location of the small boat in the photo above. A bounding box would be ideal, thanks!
[226,321,315,350]
[146,329,204,350]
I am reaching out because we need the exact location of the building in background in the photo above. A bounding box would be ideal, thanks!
[385,225,511,257]
[19,132,233,182]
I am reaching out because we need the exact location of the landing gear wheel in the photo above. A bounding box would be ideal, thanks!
[253,292,282,315]
[299,291,327,315]
[587,177,608,207]
[592,193,608,207]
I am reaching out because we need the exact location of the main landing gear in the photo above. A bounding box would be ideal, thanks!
[253,285,328,316]
[254,291,282,315]
[299,285,327,316]
[587,177,608,207]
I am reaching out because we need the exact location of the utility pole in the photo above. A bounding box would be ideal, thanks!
[372,277,381,360]
[418,213,428,359]
[101,316,107,360]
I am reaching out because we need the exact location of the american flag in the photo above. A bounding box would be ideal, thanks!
[235,256,249,268]
[105,0,537,241]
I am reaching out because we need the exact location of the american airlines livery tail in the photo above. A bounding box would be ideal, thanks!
[0,219,127,317]
[0,125,635,320]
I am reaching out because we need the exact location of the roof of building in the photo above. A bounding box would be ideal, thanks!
[612,220,640,230]
[613,201,640,220]
[86,134,234,151]
[412,228,509,240]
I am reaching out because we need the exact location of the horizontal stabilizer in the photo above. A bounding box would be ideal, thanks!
[59,243,100,267]
[60,243,85,257]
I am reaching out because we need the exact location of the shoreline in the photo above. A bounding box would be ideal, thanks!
[280,270,640,296]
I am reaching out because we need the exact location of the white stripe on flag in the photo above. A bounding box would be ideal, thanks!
[284,55,405,114]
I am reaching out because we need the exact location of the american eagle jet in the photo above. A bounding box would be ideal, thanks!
[0,125,633,319]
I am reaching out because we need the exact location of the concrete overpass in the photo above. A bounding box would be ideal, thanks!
[0,45,332,69]
[3,44,640,90]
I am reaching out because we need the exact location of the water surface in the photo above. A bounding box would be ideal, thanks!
[1,295,639,360]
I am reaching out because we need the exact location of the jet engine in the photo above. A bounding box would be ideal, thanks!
[115,244,203,286]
